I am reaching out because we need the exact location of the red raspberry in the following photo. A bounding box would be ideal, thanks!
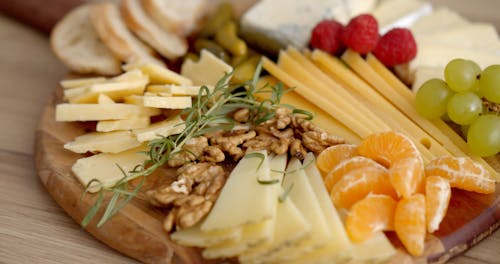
[341,14,379,54]
[309,19,345,54]
[373,28,417,66]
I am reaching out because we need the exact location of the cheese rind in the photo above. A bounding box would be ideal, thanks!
[133,115,185,142]
[72,146,147,192]
[55,103,161,121]
[64,130,141,153]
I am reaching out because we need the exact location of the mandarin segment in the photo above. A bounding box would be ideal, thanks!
[316,144,358,177]
[330,166,397,209]
[357,131,424,198]
[324,156,385,192]
[345,194,397,243]
[425,176,451,233]
[425,156,495,194]
[395,194,426,257]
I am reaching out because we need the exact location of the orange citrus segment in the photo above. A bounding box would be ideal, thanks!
[345,194,397,243]
[316,144,358,177]
[425,156,495,194]
[330,166,397,209]
[425,176,451,233]
[324,156,385,192]
[357,131,424,198]
[395,194,426,257]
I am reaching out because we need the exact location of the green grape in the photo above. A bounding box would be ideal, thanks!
[415,79,454,119]
[444,58,481,92]
[478,64,500,103]
[447,92,483,125]
[467,114,500,157]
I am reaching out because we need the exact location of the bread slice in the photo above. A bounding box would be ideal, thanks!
[120,0,187,60]
[90,2,164,66]
[142,0,207,36]
[50,4,122,75]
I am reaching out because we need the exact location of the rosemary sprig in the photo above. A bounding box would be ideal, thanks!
[80,61,312,227]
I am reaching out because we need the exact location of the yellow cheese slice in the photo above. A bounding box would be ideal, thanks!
[133,115,185,142]
[55,103,161,121]
[64,86,88,100]
[72,146,147,192]
[129,63,192,85]
[143,93,192,109]
[60,77,107,89]
[123,95,144,105]
[97,94,115,104]
[64,130,141,154]
[96,116,150,132]
[170,224,243,248]
[201,150,275,231]
[181,50,233,86]
[111,69,147,82]
[147,84,214,96]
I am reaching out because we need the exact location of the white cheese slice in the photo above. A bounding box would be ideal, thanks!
[372,0,432,33]
[147,84,214,96]
[240,0,349,54]
[410,7,470,36]
[270,158,332,261]
[143,93,192,109]
[181,49,233,86]
[64,130,141,154]
[72,146,147,192]
[345,0,377,17]
[96,116,150,132]
[60,77,107,89]
[412,66,444,92]
[133,115,185,142]
[171,224,243,248]
[201,154,287,259]
[55,103,161,121]
[126,63,192,85]
[201,150,275,231]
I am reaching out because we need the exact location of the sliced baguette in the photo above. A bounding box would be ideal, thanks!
[142,0,207,36]
[120,0,187,60]
[90,2,164,66]
[50,4,121,75]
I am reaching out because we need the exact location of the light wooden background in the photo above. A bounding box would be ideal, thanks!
[0,1,499,263]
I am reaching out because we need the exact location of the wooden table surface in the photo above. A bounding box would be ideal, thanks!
[0,1,499,263]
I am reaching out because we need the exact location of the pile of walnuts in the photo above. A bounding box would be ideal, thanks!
[147,107,345,232]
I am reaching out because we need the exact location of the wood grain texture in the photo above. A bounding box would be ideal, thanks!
[0,0,499,263]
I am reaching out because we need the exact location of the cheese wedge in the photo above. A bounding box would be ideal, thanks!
[131,63,192,85]
[60,77,107,89]
[181,50,233,86]
[412,66,444,92]
[143,93,192,109]
[171,224,243,248]
[147,84,214,96]
[64,130,141,154]
[72,146,147,192]
[55,103,161,121]
[410,7,469,36]
[133,115,185,142]
[201,150,275,231]
[372,0,431,33]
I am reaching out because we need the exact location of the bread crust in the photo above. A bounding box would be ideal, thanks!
[120,0,187,60]
[50,4,122,75]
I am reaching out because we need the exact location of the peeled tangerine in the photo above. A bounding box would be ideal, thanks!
[316,144,358,177]
[345,194,397,243]
[425,176,451,233]
[324,156,384,192]
[357,131,424,198]
[395,194,426,257]
[330,165,397,209]
[425,156,495,194]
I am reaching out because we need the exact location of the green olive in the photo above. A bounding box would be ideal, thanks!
[215,21,248,57]
[198,2,234,38]
[231,55,261,84]
[194,39,231,63]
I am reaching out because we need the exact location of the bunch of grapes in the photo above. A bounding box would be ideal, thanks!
[415,59,500,157]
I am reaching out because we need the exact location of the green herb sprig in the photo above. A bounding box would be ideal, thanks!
[81,62,312,227]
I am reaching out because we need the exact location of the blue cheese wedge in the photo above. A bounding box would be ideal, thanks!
[240,0,350,54]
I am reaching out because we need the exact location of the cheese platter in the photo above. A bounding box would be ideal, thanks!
[35,0,500,263]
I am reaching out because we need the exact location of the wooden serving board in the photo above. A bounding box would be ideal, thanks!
[35,86,500,264]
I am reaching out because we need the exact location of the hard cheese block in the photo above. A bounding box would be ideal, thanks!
[64,130,140,154]
[71,146,147,192]
[201,150,275,231]
[171,224,243,248]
